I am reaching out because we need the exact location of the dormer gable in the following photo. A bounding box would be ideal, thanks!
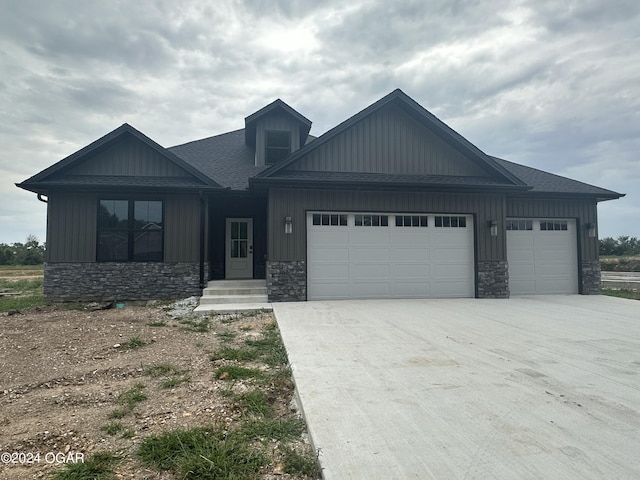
[244,99,312,167]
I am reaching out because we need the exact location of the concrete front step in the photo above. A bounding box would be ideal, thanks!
[199,294,269,305]
[203,287,267,296]
[194,303,273,314]
[198,280,270,311]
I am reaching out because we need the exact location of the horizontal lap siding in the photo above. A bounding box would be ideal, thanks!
[506,197,599,261]
[268,188,505,262]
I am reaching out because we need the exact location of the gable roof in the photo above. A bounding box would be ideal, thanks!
[244,99,312,148]
[253,89,527,190]
[17,123,221,194]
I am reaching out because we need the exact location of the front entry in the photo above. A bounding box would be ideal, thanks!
[225,218,253,279]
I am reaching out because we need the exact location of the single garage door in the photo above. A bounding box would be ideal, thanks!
[307,212,475,300]
[506,218,578,294]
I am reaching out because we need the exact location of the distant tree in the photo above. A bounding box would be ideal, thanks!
[599,236,640,256]
[0,235,45,265]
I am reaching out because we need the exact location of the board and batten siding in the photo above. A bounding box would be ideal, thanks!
[268,188,505,262]
[47,193,204,263]
[255,113,302,167]
[69,135,191,177]
[506,196,599,261]
[288,104,490,177]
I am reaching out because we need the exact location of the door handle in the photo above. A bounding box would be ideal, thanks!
[249,245,253,254]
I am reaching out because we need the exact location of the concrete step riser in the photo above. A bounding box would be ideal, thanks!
[203,288,267,296]
[199,296,269,305]
[207,280,266,288]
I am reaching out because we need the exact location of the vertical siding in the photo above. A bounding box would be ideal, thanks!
[47,193,204,263]
[506,197,599,261]
[288,105,489,176]
[164,195,202,262]
[70,135,190,177]
[268,188,505,262]
[46,194,96,262]
[255,113,301,166]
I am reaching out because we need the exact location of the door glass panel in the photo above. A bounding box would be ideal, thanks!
[240,241,247,257]
[231,222,239,240]
[240,222,247,239]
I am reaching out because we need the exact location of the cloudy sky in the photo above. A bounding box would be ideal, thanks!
[1,0,638,245]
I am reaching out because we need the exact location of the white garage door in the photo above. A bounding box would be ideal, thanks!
[307,212,475,300]
[506,219,578,295]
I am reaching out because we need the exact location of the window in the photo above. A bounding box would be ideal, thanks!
[355,214,388,227]
[506,219,533,231]
[395,215,428,227]
[540,220,568,231]
[97,200,163,262]
[265,131,291,164]
[434,216,467,228]
[312,213,347,226]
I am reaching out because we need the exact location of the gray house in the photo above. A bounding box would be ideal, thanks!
[17,89,623,302]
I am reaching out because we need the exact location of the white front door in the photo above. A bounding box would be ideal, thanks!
[225,218,253,279]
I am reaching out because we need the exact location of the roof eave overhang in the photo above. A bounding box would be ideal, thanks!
[249,177,531,194]
[15,182,223,196]
[506,191,625,202]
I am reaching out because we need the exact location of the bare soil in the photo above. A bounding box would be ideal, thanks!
[0,304,313,479]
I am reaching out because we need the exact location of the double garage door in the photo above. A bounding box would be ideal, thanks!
[307,212,475,300]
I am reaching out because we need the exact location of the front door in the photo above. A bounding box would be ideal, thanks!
[225,218,253,279]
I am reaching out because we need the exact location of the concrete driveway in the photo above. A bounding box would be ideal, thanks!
[273,296,640,480]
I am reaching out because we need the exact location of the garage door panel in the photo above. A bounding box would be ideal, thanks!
[391,282,430,297]
[308,213,474,300]
[391,263,430,279]
[309,263,349,280]
[391,248,430,262]
[350,247,390,262]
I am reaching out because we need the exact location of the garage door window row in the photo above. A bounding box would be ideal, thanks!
[540,220,568,231]
[311,213,469,228]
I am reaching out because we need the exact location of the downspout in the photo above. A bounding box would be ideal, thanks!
[199,191,206,290]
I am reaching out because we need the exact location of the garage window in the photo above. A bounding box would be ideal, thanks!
[435,216,467,228]
[507,219,533,231]
[540,221,568,231]
[355,214,388,227]
[396,215,428,227]
[312,213,347,226]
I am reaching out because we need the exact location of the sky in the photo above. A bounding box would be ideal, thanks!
[1,0,638,245]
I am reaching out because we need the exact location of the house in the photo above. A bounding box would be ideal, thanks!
[17,89,623,302]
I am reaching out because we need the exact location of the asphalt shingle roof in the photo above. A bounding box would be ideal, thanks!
[493,157,621,198]
[169,129,268,191]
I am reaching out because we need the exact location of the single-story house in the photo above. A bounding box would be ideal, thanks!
[17,89,623,302]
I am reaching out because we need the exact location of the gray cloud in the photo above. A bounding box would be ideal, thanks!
[0,0,638,243]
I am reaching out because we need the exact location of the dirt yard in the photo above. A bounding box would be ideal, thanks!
[0,303,317,479]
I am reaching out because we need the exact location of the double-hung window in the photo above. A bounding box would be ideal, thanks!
[97,200,163,262]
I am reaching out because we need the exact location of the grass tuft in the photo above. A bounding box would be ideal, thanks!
[214,365,263,381]
[160,376,191,389]
[602,288,640,300]
[236,389,273,417]
[123,336,146,349]
[137,427,267,479]
[50,451,119,480]
[240,417,306,442]
[281,446,323,477]
[117,383,147,410]
[100,421,124,436]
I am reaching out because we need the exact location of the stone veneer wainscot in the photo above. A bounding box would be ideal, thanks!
[44,262,207,302]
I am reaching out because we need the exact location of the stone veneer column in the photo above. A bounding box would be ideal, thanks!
[266,260,306,302]
[43,262,207,302]
[477,260,510,299]
[581,260,602,295]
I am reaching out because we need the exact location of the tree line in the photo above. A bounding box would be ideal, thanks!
[0,235,45,265]
[599,236,640,256]
[1,234,638,266]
